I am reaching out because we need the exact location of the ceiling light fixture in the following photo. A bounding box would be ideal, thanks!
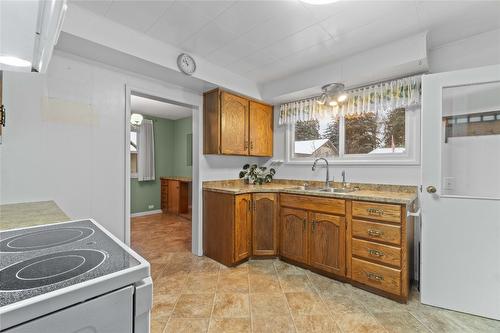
[0,55,32,67]
[316,83,348,107]
[130,113,144,126]
[301,0,339,5]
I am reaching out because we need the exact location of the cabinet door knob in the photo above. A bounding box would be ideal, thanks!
[426,185,437,193]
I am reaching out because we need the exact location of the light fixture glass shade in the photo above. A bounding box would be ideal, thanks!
[316,93,327,105]
[337,94,348,103]
[0,55,31,67]
[130,113,143,126]
[329,100,338,107]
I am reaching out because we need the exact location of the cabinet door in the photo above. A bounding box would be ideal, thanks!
[221,91,249,155]
[168,180,180,214]
[249,101,273,156]
[161,179,168,212]
[234,194,252,262]
[309,213,346,276]
[252,193,278,256]
[280,207,308,264]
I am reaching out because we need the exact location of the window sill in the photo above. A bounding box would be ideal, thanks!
[284,159,420,166]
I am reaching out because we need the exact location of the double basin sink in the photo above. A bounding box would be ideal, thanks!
[288,185,357,194]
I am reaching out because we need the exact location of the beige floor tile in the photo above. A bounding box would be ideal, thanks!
[274,260,306,276]
[191,257,222,273]
[307,271,351,297]
[208,317,251,333]
[321,294,368,318]
[335,312,387,333]
[249,272,282,293]
[217,271,249,293]
[212,293,250,318]
[172,293,214,318]
[293,315,341,333]
[252,315,296,333]
[164,318,209,333]
[410,309,478,333]
[248,259,277,274]
[354,289,410,313]
[155,271,189,294]
[285,292,328,316]
[446,311,500,332]
[279,274,314,292]
[150,319,168,333]
[250,293,290,317]
[152,293,179,321]
[373,312,430,333]
[184,272,218,293]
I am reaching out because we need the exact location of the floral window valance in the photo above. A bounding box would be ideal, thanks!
[279,75,422,125]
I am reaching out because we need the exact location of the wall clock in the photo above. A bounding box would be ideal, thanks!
[177,53,196,75]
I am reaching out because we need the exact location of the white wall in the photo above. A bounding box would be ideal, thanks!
[1,52,202,242]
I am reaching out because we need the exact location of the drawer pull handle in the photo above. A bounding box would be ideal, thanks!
[367,272,384,281]
[367,229,384,237]
[367,208,384,216]
[368,249,384,257]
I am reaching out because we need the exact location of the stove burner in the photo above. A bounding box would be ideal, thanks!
[0,249,106,291]
[0,227,95,252]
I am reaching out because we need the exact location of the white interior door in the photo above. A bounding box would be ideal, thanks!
[421,65,500,320]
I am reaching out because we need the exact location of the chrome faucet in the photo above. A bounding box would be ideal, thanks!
[341,170,346,188]
[312,158,331,188]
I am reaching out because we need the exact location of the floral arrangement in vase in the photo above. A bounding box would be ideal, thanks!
[239,164,276,185]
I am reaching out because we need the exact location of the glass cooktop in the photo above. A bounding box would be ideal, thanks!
[0,220,141,307]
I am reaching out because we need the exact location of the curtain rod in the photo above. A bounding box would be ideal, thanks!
[281,71,427,105]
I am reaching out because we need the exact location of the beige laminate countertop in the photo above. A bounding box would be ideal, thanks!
[0,201,70,231]
[160,176,192,182]
[203,179,417,205]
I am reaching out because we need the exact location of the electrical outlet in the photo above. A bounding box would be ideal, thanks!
[148,205,154,209]
[443,177,455,190]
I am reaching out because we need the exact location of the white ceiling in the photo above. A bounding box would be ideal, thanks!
[131,95,192,120]
[70,0,500,83]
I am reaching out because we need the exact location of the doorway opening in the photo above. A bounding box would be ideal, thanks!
[127,91,194,262]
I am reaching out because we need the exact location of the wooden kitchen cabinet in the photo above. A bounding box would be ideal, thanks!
[249,101,273,156]
[234,194,252,262]
[252,193,278,256]
[161,178,190,215]
[203,88,273,157]
[309,212,346,276]
[280,207,308,264]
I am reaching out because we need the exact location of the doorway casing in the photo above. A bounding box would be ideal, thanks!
[124,85,202,256]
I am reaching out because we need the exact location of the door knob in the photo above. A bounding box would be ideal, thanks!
[426,185,437,193]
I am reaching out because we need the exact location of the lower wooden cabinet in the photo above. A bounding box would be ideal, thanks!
[234,194,252,262]
[252,193,278,256]
[309,213,346,276]
[203,189,412,302]
[280,208,308,264]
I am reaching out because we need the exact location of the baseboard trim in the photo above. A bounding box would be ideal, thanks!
[131,209,162,217]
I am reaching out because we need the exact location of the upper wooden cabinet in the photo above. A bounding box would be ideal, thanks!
[249,101,273,156]
[203,88,273,157]
[252,193,278,256]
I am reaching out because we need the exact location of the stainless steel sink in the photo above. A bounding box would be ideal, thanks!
[318,187,356,193]
[288,186,356,193]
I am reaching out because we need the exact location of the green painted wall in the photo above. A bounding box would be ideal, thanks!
[173,117,193,177]
[130,116,192,214]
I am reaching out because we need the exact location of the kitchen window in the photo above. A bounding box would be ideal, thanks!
[287,107,420,164]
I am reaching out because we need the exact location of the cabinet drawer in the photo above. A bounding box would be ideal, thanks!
[352,201,401,223]
[352,258,401,295]
[352,219,401,246]
[280,194,345,215]
[352,238,401,267]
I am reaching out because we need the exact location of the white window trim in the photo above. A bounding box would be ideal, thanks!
[131,128,139,178]
[285,107,421,166]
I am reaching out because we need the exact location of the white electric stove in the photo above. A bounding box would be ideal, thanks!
[0,219,152,333]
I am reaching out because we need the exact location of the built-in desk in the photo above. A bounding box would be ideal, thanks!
[160,177,191,215]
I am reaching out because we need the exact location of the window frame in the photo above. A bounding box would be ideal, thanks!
[285,106,420,166]
[130,128,139,178]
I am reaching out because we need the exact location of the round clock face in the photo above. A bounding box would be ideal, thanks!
[177,53,196,75]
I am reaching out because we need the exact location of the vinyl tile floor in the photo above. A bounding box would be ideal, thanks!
[131,213,500,333]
